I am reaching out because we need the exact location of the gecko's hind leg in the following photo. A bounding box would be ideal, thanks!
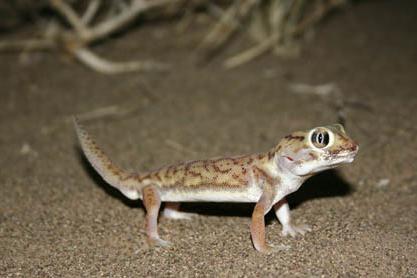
[162,202,197,220]
[142,186,171,247]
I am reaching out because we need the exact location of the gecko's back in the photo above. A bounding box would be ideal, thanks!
[138,155,269,202]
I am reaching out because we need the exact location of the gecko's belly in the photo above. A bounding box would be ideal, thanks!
[160,186,262,203]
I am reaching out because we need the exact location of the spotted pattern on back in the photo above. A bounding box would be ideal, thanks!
[139,154,267,189]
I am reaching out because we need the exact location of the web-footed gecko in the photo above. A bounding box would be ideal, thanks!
[74,119,358,252]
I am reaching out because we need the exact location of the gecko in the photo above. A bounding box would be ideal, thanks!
[74,119,358,252]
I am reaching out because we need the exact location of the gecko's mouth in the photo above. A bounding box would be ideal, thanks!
[334,150,358,163]
[322,148,358,167]
[334,143,359,157]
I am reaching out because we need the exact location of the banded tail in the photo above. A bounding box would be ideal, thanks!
[73,118,141,199]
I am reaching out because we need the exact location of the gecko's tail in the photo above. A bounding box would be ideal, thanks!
[73,117,141,200]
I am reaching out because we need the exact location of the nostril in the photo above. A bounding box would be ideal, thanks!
[346,141,358,152]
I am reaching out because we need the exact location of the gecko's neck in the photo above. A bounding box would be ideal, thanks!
[265,141,285,163]
[269,142,283,156]
[265,142,308,183]
[256,144,284,178]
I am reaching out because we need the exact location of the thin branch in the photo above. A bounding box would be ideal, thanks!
[289,82,339,97]
[224,0,345,68]
[269,0,292,37]
[247,5,268,43]
[199,0,260,53]
[224,34,276,68]
[0,39,55,52]
[224,0,289,69]
[0,0,176,74]
[290,0,346,36]
[205,2,226,19]
[86,0,175,43]
[82,0,102,25]
[72,47,169,74]
[49,0,89,36]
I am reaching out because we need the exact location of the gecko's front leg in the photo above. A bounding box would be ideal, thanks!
[250,188,275,252]
[274,198,311,237]
[142,186,170,247]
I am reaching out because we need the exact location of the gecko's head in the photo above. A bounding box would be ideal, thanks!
[275,124,359,176]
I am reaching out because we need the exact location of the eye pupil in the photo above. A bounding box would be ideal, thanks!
[318,133,323,143]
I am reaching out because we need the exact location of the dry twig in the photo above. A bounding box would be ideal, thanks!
[73,47,169,74]
[199,0,260,56]
[0,0,176,74]
[2,0,349,72]
[81,0,101,24]
[200,0,347,68]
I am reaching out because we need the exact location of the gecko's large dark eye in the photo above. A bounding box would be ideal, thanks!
[311,129,330,148]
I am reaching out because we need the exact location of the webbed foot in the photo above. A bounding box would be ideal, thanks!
[281,223,311,237]
[162,208,196,220]
[148,237,172,248]
[258,243,291,254]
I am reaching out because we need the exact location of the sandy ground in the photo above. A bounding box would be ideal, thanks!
[1,0,416,277]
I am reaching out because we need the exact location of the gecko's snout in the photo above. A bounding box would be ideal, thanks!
[348,140,359,153]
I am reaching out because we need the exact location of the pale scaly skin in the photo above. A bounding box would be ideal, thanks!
[74,118,359,252]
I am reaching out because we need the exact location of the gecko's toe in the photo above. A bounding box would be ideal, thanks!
[282,223,311,237]
[258,243,291,254]
[157,239,172,248]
